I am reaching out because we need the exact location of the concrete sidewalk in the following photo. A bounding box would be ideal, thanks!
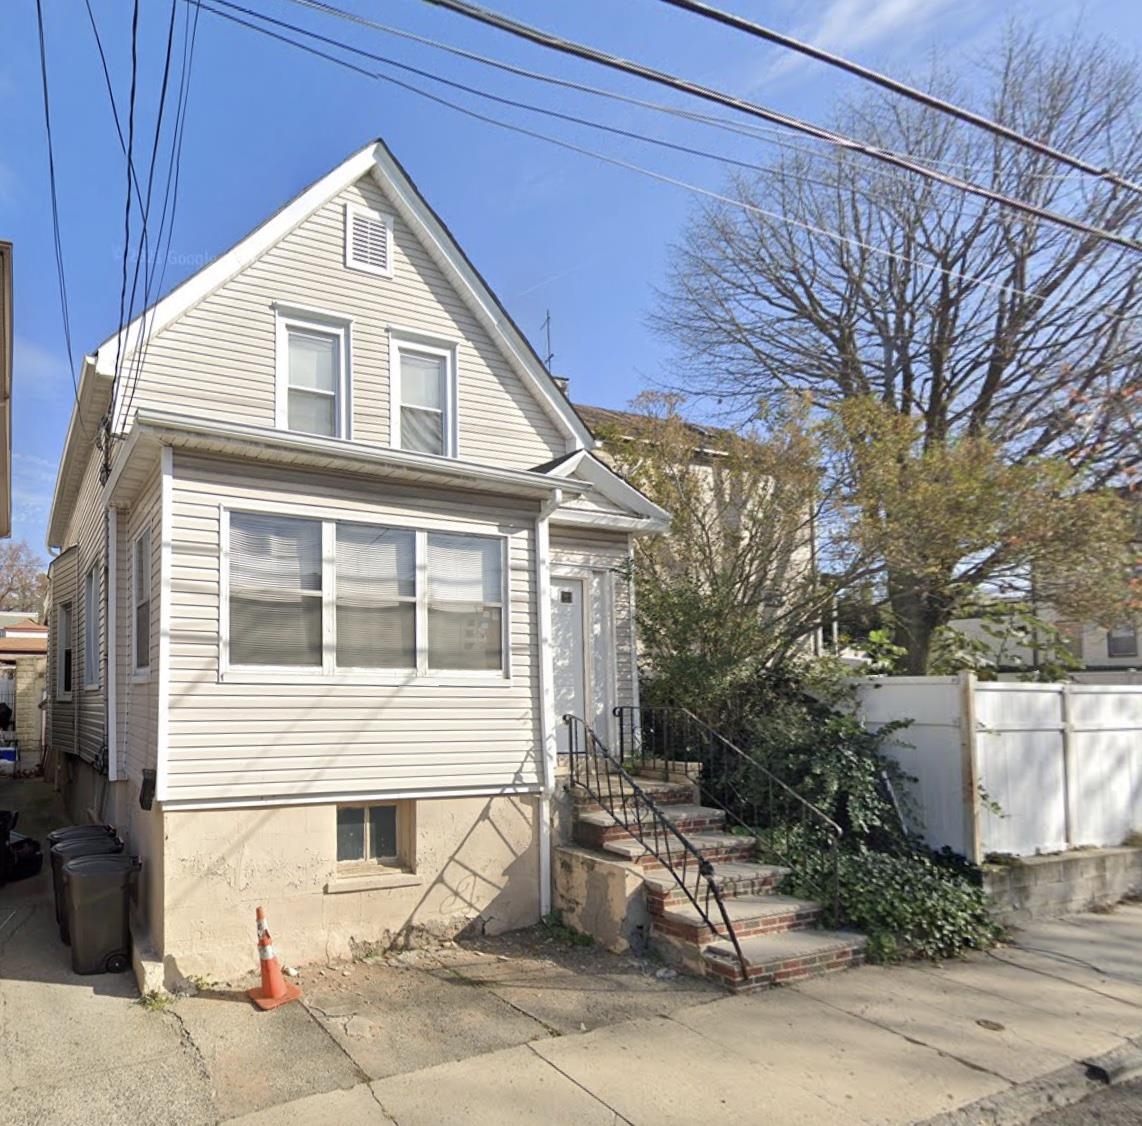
[4,778,1141,1125]
[221,905,1142,1126]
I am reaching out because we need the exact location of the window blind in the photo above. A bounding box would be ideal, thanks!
[335,524,416,668]
[287,329,339,437]
[229,513,323,666]
[399,350,445,455]
[426,533,503,670]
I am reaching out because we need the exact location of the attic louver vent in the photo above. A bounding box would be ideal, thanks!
[345,203,393,277]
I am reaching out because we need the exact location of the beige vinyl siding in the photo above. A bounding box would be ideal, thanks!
[46,548,78,755]
[71,449,106,764]
[558,489,632,518]
[119,478,162,783]
[164,452,542,803]
[122,176,565,468]
[550,527,637,712]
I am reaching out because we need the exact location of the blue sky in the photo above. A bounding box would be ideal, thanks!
[1,0,1138,553]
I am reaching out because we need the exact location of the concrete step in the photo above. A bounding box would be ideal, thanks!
[701,929,867,994]
[600,829,757,869]
[643,860,790,907]
[573,804,726,848]
[569,776,697,811]
[652,893,823,945]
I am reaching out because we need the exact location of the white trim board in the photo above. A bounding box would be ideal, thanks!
[160,782,543,813]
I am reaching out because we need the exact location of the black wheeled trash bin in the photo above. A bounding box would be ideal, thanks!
[62,854,140,975]
[51,835,123,943]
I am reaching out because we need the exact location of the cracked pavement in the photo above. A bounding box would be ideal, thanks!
[4,778,1142,1125]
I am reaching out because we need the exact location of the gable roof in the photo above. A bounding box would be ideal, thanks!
[92,139,593,450]
[574,402,734,447]
[534,448,670,533]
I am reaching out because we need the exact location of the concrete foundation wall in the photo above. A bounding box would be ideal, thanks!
[984,847,1142,928]
[159,794,542,980]
[553,845,648,954]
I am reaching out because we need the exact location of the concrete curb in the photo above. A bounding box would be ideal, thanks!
[919,1035,1142,1126]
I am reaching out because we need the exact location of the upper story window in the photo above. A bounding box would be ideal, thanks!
[389,332,458,458]
[1107,624,1138,659]
[344,203,394,278]
[56,602,74,700]
[83,564,100,688]
[225,511,506,677]
[275,307,351,440]
[133,529,151,673]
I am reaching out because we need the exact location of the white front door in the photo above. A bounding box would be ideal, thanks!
[552,578,587,754]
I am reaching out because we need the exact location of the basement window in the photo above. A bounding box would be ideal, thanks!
[336,802,414,872]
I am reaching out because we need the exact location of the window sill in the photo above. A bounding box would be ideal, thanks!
[220,668,510,688]
[325,869,422,894]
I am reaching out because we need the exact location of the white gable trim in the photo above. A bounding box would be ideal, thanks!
[91,140,593,452]
[545,450,670,530]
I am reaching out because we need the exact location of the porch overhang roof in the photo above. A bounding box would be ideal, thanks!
[103,410,593,511]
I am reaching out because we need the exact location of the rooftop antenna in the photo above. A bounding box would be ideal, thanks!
[541,309,555,371]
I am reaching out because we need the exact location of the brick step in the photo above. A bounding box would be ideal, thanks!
[643,860,790,908]
[573,804,726,848]
[569,777,697,811]
[652,893,822,945]
[702,930,867,994]
[600,829,757,869]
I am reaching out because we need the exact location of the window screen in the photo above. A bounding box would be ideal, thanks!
[229,513,323,666]
[399,350,446,455]
[287,329,339,437]
[426,533,503,670]
[335,524,415,668]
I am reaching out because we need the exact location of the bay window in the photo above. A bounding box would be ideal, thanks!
[225,511,506,676]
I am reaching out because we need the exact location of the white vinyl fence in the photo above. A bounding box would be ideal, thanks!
[853,674,1142,861]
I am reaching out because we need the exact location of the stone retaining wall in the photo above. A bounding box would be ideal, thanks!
[984,847,1142,928]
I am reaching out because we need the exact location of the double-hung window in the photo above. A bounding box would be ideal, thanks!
[57,603,74,699]
[226,513,505,676]
[133,530,151,673]
[83,564,100,688]
[229,513,323,667]
[390,334,457,457]
[276,309,350,439]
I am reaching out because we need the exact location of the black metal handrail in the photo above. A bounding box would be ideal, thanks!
[614,705,843,923]
[563,714,749,977]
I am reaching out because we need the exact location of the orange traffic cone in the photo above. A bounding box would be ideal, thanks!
[247,905,302,1010]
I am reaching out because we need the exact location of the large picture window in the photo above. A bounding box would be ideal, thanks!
[226,511,506,676]
[229,513,323,667]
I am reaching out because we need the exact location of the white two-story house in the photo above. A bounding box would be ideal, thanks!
[45,140,667,983]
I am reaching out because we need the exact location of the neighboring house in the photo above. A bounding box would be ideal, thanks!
[44,140,668,982]
[0,616,47,768]
[1,239,12,537]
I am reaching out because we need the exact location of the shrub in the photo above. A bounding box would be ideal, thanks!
[785,844,999,962]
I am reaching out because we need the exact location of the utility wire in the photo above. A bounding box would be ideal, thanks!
[284,0,1094,187]
[420,0,1142,251]
[207,0,843,188]
[113,0,143,428]
[34,0,77,398]
[194,0,1140,317]
[657,0,1142,196]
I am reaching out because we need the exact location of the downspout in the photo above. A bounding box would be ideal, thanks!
[535,486,563,919]
[106,504,118,782]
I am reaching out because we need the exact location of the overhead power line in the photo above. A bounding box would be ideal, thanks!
[283,0,1094,186]
[420,0,1142,252]
[34,0,96,442]
[194,0,1141,318]
[657,0,1142,196]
